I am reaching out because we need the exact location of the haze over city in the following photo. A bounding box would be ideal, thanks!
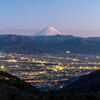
[0,0,100,37]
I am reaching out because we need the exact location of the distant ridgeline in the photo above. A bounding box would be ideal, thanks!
[0,34,100,55]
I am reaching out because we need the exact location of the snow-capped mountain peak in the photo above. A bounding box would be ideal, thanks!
[32,27,62,36]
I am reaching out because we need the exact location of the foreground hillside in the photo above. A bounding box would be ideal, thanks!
[1,71,100,100]
[45,70,100,100]
[0,71,43,100]
[1,35,100,55]
[62,70,100,94]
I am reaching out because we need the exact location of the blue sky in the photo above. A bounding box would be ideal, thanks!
[0,0,100,37]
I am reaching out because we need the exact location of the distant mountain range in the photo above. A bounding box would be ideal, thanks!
[0,34,100,55]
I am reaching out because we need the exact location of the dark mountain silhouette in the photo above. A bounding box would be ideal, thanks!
[0,34,100,55]
[1,71,100,100]
[0,71,44,100]
[62,70,100,94]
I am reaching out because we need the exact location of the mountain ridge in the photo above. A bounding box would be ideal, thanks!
[0,34,100,55]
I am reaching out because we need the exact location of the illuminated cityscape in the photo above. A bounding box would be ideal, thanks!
[0,52,100,90]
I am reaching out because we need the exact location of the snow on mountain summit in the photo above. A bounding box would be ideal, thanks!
[32,27,62,36]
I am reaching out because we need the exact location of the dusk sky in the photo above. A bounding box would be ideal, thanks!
[0,0,100,37]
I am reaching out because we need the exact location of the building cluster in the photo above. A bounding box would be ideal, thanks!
[0,52,100,90]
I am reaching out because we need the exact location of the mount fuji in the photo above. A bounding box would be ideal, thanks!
[32,27,62,36]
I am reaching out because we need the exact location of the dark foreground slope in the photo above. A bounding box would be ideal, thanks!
[0,71,100,100]
[63,70,100,94]
[46,69,100,100]
[1,34,100,55]
[0,71,43,100]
